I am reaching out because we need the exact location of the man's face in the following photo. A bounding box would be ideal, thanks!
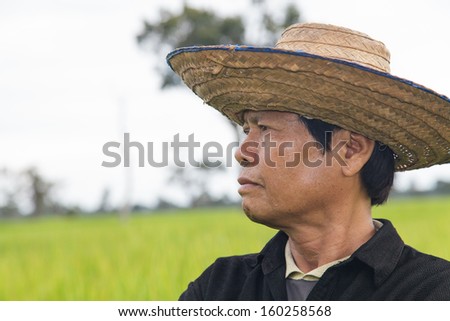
[235,110,344,229]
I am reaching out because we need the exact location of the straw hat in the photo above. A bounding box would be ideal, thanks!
[167,23,450,171]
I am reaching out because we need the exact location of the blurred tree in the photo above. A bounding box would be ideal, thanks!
[0,167,61,218]
[0,168,23,217]
[0,197,20,218]
[24,167,53,217]
[434,180,450,195]
[261,3,300,44]
[0,190,20,218]
[137,4,245,88]
[136,0,301,88]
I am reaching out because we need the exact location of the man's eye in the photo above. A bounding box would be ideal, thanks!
[259,125,268,131]
[242,127,249,135]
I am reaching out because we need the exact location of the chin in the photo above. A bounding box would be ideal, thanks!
[242,202,280,230]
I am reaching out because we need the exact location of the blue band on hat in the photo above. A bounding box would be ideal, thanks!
[167,45,450,104]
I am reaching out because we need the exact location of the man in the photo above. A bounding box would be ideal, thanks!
[166,23,450,300]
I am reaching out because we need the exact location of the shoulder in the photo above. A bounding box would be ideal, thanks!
[179,253,260,301]
[179,231,288,301]
[401,245,450,273]
[205,253,261,281]
[397,245,450,299]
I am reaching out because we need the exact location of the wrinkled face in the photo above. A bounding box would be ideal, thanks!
[235,111,344,229]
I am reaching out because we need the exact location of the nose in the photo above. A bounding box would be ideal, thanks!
[235,139,259,167]
[234,143,247,167]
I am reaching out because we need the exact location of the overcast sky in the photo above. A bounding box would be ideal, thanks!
[0,0,449,211]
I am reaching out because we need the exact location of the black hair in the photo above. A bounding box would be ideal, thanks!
[298,116,395,206]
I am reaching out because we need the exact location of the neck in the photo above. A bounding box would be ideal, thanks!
[283,198,375,273]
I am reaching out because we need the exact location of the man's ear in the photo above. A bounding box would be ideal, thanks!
[332,130,375,177]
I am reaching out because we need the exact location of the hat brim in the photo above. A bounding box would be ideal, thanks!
[167,45,450,171]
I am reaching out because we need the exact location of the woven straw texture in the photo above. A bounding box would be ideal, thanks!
[167,23,450,171]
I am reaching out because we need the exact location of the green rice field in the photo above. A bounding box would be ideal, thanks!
[0,196,449,300]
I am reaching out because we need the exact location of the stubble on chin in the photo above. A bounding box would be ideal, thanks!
[242,201,279,229]
[242,202,259,222]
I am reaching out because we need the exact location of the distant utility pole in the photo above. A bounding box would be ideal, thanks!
[118,96,132,221]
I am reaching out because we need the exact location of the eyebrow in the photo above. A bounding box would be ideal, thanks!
[243,112,260,125]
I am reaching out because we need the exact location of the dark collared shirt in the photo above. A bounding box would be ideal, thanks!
[179,219,450,300]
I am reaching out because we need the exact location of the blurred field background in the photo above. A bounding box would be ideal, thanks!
[0,196,449,300]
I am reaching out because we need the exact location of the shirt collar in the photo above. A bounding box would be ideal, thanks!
[285,242,350,280]
[351,218,405,287]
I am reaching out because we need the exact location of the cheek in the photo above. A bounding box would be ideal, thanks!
[260,142,308,195]
[264,140,301,169]
[264,157,330,201]
[262,166,306,205]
